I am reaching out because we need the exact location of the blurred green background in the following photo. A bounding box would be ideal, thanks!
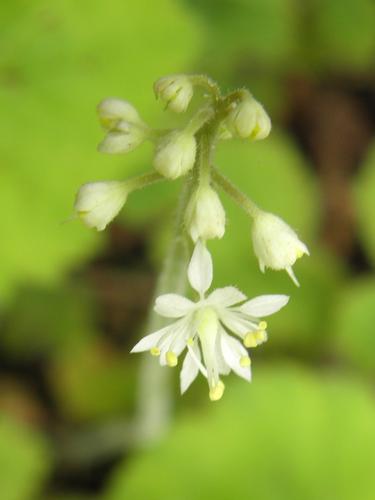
[1,0,375,499]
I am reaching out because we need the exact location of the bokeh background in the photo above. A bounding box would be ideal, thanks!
[1,0,375,499]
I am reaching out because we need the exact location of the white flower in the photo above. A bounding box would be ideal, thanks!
[74,180,128,231]
[153,130,197,179]
[227,96,271,141]
[251,211,309,286]
[184,185,226,242]
[131,241,289,401]
[97,98,144,130]
[154,74,193,113]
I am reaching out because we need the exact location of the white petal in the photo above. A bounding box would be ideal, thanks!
[188,240,213,296]
[207,286,246,307]
[154,294,194,318]
[286,266,300,287]
[187,343,207,377]
[221,332,251,381]
[215,330,231,375]
[239,295,289,317]
[219,310,258,337]
[130,324,174,353]
[180,345,200,394]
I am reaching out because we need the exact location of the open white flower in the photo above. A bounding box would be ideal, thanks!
[131,241,289,401]
[251,211,309,286]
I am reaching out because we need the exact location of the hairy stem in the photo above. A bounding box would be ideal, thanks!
[212,167,261,218]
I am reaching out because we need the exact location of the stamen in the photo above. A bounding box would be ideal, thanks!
[254,330,267,343]
[239,355,251,367]
[243,332,257,348]
[166,350,178,367]
[258,321,267,330]
[209,380,225,401]
[150,347,160,356]
[296,249,304,259]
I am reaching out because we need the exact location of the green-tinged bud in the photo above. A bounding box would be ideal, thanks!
[97,98,143,130]
[251,211,309,286]
[227,96,271,141]
[74,180,129,231]
[153,130,196,179]
[98,121,146,154]
[154,74,193,113]
[185,185,226,242]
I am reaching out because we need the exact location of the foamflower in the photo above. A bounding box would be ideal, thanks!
[227,96,271,140]
[74,180,128,231]
[153,130,197,179]
[131,241,289,400]
[184,185,226,242]
[251,211,309,286]
[154,74,193,113]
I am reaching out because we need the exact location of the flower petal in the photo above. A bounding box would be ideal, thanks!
[207,286,246,308]
[180,344,200,394]
[188,240,212,296]
[239,294,289,317]
[130,324,174,353]
[154,294,194,318]
[219,310,258,337]
[221,332,251,381]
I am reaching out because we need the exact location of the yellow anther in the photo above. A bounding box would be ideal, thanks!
[254,330,267,343]
[296,249,304,259]
[166,350,178,367]
[258,321,267,330]
[209,381,225,402]
[240,356,251,367]
[187,337,194,346]
[150,347,160,356]
[243,333,257,348]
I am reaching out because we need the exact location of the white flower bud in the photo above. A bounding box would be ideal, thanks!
[98,121,146,154]
[185,185,226,242]
[227,97,271,141]
[74,181,129,231]
[153,130,196,179]
[97,98,143,130]
[154,74,193,113]
[251,212,309,286]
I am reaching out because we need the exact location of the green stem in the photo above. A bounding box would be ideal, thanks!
[126,170,164,192]
[134,178,192,445]
[212,167,261,218]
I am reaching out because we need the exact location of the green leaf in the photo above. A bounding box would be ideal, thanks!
[0,416,51,500]
[105,364,375,500]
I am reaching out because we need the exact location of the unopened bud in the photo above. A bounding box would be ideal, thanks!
[251,211,309,286]
[185,185,226,242]
[154,74,193,113]
[227,96,271,141]
[153,130,196,179]
[97,98,143,130]
[74,181,128,231]
[98,121,146,154]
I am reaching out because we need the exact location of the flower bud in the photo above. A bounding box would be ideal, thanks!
[153,130,196,179]
[98,121,146,154]
[154,74,193,113]
[227,96,271,141]
[74,181,129,231]
[97,98,143,130]
[185,185,226,242]
[251,212,309,286]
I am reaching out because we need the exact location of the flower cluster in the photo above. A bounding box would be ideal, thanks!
[73,73,309,400]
